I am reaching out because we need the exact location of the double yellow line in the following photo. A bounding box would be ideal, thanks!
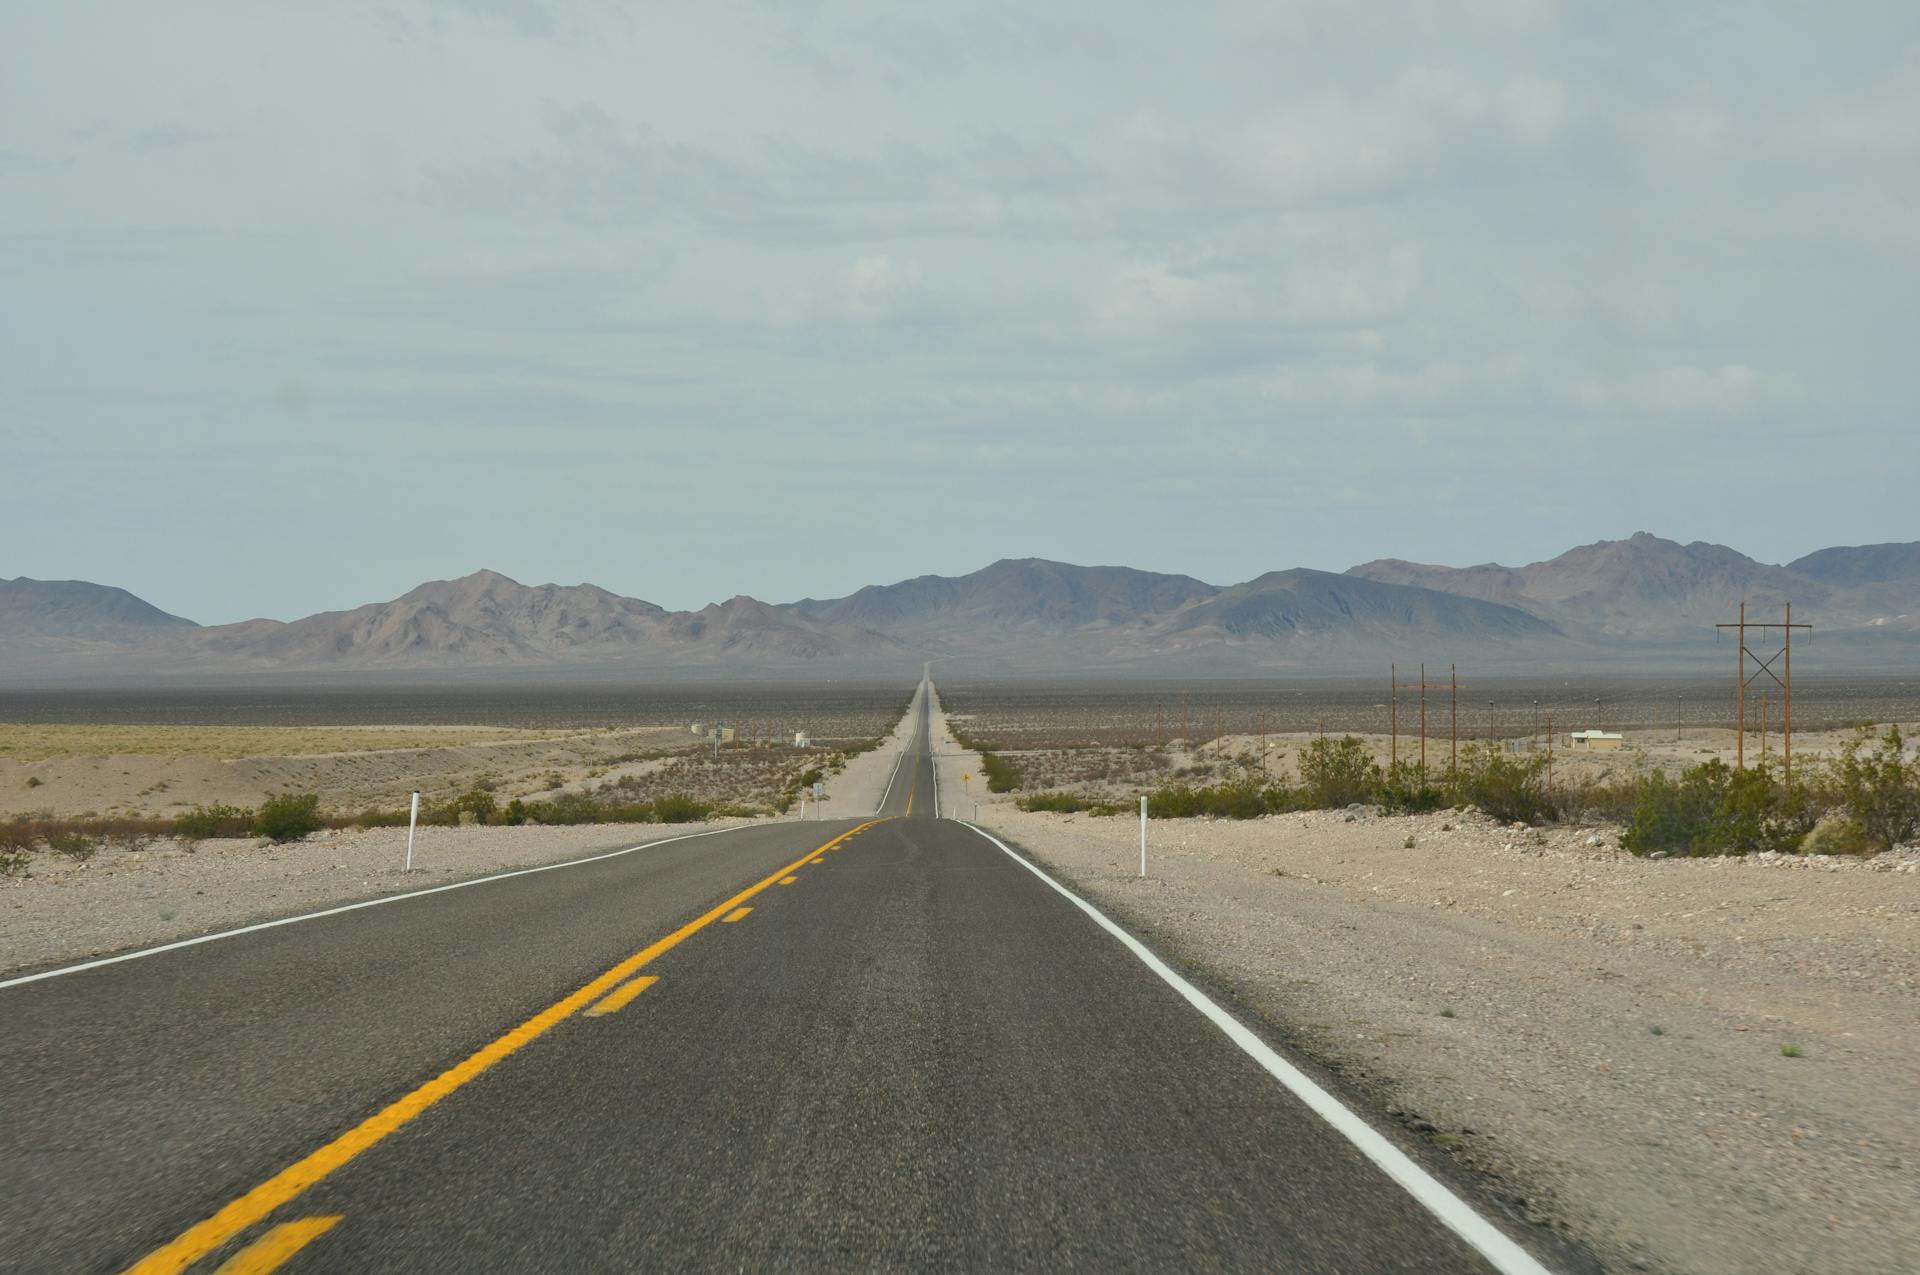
[127,818,886,1275]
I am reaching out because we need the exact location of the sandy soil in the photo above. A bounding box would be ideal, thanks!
[0,818,774,978]
[934,690,1920,1274]
[0,726,697,818]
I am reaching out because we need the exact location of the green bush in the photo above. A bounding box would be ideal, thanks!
[172,803,254,842]
[978,751,1021,793]
[1297,736,1380,808]
[1145,779,1280,820]
[1621,762,1728,856]
[1450,744,1555,824]
[252,793,325,843]
[651,793,714,823]
[1830,725,1920,850]
[1377,761,1448,814]
[1621,760,1809,856]
[1018,792,1090,813]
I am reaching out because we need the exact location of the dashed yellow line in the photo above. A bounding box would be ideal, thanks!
[123,818,886,1275]
[585,975,658,1017]
[777,876,798,885]
[211,1217,341,1274]
[721,907,752,923]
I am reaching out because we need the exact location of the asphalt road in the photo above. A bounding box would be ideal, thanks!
[2,681,1563,1273]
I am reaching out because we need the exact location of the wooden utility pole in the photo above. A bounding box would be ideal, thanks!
[1393,664,1460,776]
[1450,665,1459,775]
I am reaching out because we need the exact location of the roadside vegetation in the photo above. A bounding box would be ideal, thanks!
[0,733,893,875]
[1013,727,1920,857]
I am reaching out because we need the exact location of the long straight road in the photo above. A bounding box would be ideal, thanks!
[2,680,1568,1273]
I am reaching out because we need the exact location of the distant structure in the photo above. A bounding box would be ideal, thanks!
[793,731,812,748]
[1568,730,1624,751]
[689,722,706,736]
[705,725,736,744]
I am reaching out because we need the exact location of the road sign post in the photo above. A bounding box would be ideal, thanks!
[405,792,419,872]
[1140,795,1148,877]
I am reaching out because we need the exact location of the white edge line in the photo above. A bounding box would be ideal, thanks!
[876,747,906,816]
[959,822,1554,1275]
[0,822,760,991]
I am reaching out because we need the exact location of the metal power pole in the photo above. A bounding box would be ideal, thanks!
[1715,601,1812,776]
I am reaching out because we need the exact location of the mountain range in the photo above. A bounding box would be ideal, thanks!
[4,533,1917,681]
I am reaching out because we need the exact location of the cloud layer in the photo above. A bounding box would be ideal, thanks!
[4,1,1915,621]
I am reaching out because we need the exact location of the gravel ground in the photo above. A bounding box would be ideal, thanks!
[0,818,776,977]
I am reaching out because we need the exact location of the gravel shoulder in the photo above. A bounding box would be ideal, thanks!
[0,817,782,978]
[928,698,1920,1275]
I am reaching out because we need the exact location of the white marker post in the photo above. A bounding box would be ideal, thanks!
[405,792,419,873]
[1140,795,1148,877]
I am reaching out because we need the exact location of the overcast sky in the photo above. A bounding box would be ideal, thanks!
[5,2,1916,623]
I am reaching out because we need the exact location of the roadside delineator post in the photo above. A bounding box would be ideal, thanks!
[1140,795,1148,877]
[405,792,419,873]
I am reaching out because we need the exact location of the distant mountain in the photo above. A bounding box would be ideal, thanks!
[6,535,1917,680]
[1149,570,1561,651]
[792,559,1560,670]
[1789,543,1920,590]
[794,559,1218,642]
[1348,532,1853,639]
[0,577,196,644]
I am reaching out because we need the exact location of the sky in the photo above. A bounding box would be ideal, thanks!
[4,1,1917,624]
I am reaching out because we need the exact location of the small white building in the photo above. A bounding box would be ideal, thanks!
[793,731,812,748]
[690,722,706,736]
[1569,730,1625,751]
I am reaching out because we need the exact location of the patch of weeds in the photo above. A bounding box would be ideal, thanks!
[0,847,29,877]
[1439,1007,1456,1019]
[1403,835,1417,849]
[1781,1043,1803,1058]
[159,909,176,922]
[1649,1025,1666,1036]
[25,776,43,788]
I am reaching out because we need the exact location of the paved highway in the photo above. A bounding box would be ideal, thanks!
[2,681,1575,1272]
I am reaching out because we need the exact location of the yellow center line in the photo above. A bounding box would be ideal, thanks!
[777,876,797,885]
[721,907,752,923]
[584,975,658,1017]
[124,818,888,1275]
[210,1217,341,1275]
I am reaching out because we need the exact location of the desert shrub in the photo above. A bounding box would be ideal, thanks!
[1,819,39,854]
[173,803,254,842]
[1702,763,1815,854]
[25,776,43,788]
[978,751,1021,793]
[1297,736,1380,808]
[252,793,324,843]
[1828,725,1920,850]
[0,845,28,877]
[1799,812,1876,856]
[47,830,98,861]
[1018,792,1090,813]
[1621,760,1808,856]
[651,793,714,823]
[1621,762,1727,856]
[1145,779,1277,820]
[1450,744,1556,824]
[432,789,497,826]
[1557,775,1641,824]
[1376,761,1448,814]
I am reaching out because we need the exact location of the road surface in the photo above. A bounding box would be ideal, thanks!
[1,681,1571,1272]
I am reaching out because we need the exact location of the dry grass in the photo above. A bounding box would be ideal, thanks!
[0,723,557,761]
